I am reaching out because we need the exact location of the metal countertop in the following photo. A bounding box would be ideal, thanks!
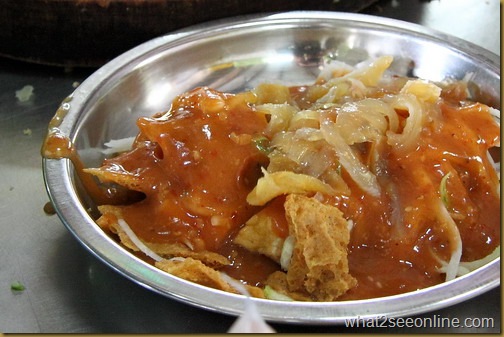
[0,0,500,333]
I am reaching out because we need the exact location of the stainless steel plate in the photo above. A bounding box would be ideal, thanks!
[43,11,500,324]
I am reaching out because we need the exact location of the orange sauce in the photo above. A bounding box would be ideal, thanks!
[335,100,500,300]
[43,84,500,300]
[41,96,134,206]
[218,242,281,287]
[98,88,269,251]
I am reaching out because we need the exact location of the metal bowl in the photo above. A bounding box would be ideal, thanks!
[42,11,500,324]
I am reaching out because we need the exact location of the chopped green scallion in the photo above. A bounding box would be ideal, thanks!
[264,286,294,301]
[439,172,452,208]
[252,136,271,155]
[11,281,25,292]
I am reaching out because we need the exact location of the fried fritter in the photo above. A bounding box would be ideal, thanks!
[234,209,284,263]
[267,194,356,301]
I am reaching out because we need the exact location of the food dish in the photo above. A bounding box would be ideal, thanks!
[42,12,500,323]
[79,56,500,302]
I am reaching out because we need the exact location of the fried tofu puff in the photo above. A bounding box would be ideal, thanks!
[235,194,356,301]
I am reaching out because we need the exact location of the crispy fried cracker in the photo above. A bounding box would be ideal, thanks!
[156,258,236,292]
[156,258,265,298]
[84,167,144,192]
[283,194,356,301]
[96,205,230,268]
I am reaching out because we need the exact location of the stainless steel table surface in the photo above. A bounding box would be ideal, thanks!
[0,0,500,333]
